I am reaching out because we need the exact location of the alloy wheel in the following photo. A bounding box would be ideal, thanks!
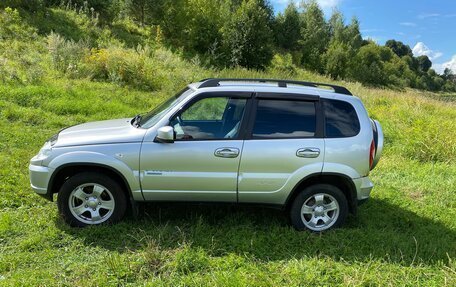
[68,183,115,225]
[300,193,340,231]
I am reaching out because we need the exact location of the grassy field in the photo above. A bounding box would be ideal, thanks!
[1,74,456,286]
[1,6,456,286]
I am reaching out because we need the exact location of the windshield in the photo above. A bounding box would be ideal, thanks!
[139,87,193,128]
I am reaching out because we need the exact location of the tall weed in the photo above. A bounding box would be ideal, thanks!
[81,45,161,90]
[47,32,89,76]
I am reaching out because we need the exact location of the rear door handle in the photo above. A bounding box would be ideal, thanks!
[296,148,320,158]
[214,147,240,158]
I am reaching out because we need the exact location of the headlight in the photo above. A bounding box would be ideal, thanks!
[47,134,58,146]
[34,134,58,161]
[35,141,53,161]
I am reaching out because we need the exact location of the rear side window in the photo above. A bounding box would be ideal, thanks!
[323,99,360,138]
[252,100,316,138]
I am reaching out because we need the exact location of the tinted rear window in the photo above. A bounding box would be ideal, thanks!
[252,100,316,138]
[323,99,360,138]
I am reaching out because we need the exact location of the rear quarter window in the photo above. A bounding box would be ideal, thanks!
[323,99,360,138]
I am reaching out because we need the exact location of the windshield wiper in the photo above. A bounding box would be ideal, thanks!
[132,114,142,127]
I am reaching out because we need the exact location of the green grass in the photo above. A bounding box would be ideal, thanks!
[0,75,455,286]
[0,6,455,286]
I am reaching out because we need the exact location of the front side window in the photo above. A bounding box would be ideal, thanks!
[252,100,316,139]
[140,88,193,128]
[170,96,247,140]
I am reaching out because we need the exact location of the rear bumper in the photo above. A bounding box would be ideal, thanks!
[29,164,53,200]
[353,176,374,201]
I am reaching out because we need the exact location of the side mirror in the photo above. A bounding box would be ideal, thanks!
[154,126,174,143]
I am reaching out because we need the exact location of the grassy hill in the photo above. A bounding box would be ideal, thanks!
[0,7,455,286]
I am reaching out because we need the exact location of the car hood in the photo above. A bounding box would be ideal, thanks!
[55,118,147,147]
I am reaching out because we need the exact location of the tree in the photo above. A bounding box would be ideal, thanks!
[128,0,149,26]
[384,54,414,87]
[442,69,456,91]
[443,68,455,81]
[0,0,44,12]
[126,0,165,26]
[299,0,329,73]
[259,0,275,28]
[416,69,444,91]
[182,0,230,55]
[222,0,273,69]
[345,17,363,51]
[323,12,362,79]
[385,39,413,58]
[160,0,187,46]
[274,2,300,51]
[231,0,274,25]
[324,41,350,79]
[349,43,396,86]
[328,10,344,42]
[416,55,432,73]
[402,55,419,72]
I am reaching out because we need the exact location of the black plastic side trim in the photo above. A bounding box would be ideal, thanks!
[284,172,358,214]
[372,119,379,152]
[153,137,174,144]
[47,163,135,201]
[38,192,53,202]
[315,100,324,138]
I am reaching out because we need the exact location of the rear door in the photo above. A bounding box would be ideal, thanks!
[238,93,325,205]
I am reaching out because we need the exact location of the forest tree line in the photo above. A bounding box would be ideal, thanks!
[2,0,456,92]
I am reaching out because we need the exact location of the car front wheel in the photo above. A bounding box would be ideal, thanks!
[57,172,127,227]
[290,184,348,232]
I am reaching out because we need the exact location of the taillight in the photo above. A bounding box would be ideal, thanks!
[369,140,376,170]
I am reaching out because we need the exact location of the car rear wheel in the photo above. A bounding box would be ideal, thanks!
[57,172,127,227]
[290,184,348,232]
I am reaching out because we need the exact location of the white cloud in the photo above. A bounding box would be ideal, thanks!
[418,13,440,19]
[434,55,456,74]
[412,42,443,60]
[400,22,417,27]
[316,0,341,9]
[272,0,342,12]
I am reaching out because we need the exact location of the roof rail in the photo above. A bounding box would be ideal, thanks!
[198,78,352,96]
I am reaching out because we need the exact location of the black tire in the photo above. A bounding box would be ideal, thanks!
[57,172,127,227]
[290,184,348,232]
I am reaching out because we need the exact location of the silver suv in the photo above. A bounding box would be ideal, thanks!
[29,78,383,231]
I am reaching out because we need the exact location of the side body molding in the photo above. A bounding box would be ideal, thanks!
[322,162,362,179]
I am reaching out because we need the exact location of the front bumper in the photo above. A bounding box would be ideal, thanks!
[29,164,53,199]
[353,176,374,201]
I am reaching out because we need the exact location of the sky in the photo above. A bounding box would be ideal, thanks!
[271,0,456,74]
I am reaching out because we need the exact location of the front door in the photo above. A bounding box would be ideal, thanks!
[140,92,251,202]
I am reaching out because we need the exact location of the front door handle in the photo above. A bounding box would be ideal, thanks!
[296,148,320,158]
[214,148,239,158]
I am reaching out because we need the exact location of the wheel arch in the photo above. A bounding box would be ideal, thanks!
[47,163,134,204]
[284,172,358,214]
